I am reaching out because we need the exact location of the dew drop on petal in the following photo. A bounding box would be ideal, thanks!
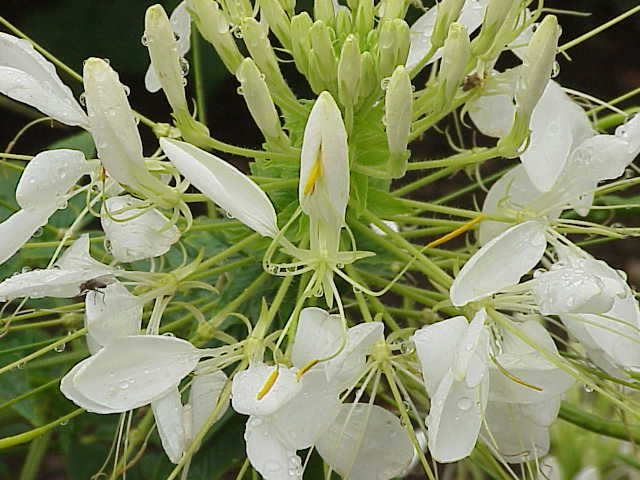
[457,397,473,411]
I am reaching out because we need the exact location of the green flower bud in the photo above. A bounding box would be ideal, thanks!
[290,12,314,75]
[378,19,410,80]
[431,0,465,49]
[338,34,361,108]
[379,0,409,20]
[258,0,292,50]
[309,20,338,92]
[186,0,244,74]
[241,17,298,109]
[358,51,377,106]
[219,0,252,24]
[144,5,189,115]
[471,0,516,57]
[314,0,336,25]
[499,15,560,157]
[334,6,353,43]
[355,0,374,41]
[236,58,289,148]
[384,66,412,178]
[438,23,470,106]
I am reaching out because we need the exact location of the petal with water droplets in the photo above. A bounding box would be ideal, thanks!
[60,357,122,414]
[244,417,302,480]
[291,307,343,369]
[152,388,186,463]
[188,369,228,439]
[0,206,55,266]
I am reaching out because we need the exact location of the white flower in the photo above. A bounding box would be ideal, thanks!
[0,33,88,127]
[101,195,181,262]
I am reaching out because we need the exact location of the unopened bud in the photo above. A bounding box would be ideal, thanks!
[431,0,464,48]
[385,66,412,178]
[309,21,338,91]
[314,0,336,24]
[241,17,299,109]
[499,15,560,157]
[258,0,292,50]
[219,0,252,24]
[186,0,244,74]
[236,58,289,148]
[355,0,374,40]
[438,23,470,105]
[338,34,361,108]
[379,0,408,20]
[144,5,189,115]
[377,19,410,80]
[358,51,377,106]
[334,6,353,42]
[290,13,314,76]
[471,0,516,57]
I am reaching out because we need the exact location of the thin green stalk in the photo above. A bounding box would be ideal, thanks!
[558,401,640,443]
[196,233,260,271]
[191,30,207,123]
[0,378,59,412]
[0,408,84,449]
[392,166,456,197]
[394,197,481,218]
[0,153,32,161]
[19,431,51,480]
[406,147,499,171]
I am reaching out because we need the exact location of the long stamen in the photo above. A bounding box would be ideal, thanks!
[426,214,486,249]
[491,356,543,392]
[256,367,279,400]
[295,359,319,380]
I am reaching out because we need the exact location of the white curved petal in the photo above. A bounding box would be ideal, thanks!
[413,315,468,396]
[481,397,559,462]
[145,2,191,93]
[60,357,122,414]
[291,307,343,368]
[0,33,87,127]
[468,68,518,138]
[450,221,547,306]
[0,205,55,266]
[55,234,113,274]
[478,164,547,245]
[489,321,574,403]
[453,309,489,387]
[231,363,301,417]
[271,370,340,449]
[537,457,563,480]
[244,417,302,480]
[427,370,488,463]
[160,138,278,237]
[16,149,93,208]
[299,92,349,228]
[615,113,640,156]
[85,282,142,349]
[575,467,600,480]
[520,81,592,192]
[101,195,180,262]
[188,369,228,439]
[316,403,414,480]
[72,335,200,411]
[0,268,101,301]
[152,388,186,463]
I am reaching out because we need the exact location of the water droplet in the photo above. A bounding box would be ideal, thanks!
[457,397,473,410]
[179,57,190,76]
[122,85,130,96]
[54,342,66,353]
[380,77,391,90]
[584,384,594,393]
[17,362,25,370]
[32,227,43,238]
[21,266,31,273]
[400,340,415,355]
[141,34,149,46]
[547,121,560,136]
[163,332,175,337]
[79,92,87,106]
[236,86,244,96]
[119,380,130,390]
[59,419,69,426]
[551,61,560,78]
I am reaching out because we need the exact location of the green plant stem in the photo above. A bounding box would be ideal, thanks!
[394,197,481,218]
[558,401,640,443]
[210,272,270,329]
[406,147,499,171]
[392,166,457,197]
[0,378,59,412]
[0,153,32,161]
[196,233,260,272]
[19,431,51,480]
[0,408,84,449]
[192,31,207,123]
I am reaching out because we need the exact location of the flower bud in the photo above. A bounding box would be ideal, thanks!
[241,17,299,109]
[438,23,470,106]
[83,58,177,206]
[334,6,353,42]
[186,0,244,74]
[290,12,314,76]
[236,58,289,148]
[258,0,292,50]
[470,0,516,57]
[358,51,377,106]
[338,34,361,108]
[377,19,410,80]
[499,15,560,157]
[309,20,338,92]
[314,0,336,24]
[385,66,412,178]
[379,0,408,20]
[431,0,464,48]
[219,0,252,25]
[355,0,374,40]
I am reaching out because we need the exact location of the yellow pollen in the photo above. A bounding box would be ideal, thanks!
[256,368,279,400]
[295,360,319,381]
[492,356,543,392]
[303,147,323,196]
[426,214,486,249]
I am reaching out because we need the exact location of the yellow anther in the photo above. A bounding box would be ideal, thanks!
[256,368,279,400]
[295,360,319,381]
[491,356,543,392]
[426,214,486,249]
[303,147,323,196]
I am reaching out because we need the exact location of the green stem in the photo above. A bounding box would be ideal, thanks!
[191,30,207,123]
[558,401,640,442]
[0,378,59,412]
[406,147,499,171]
[0,408,84,449]
[196,233,260,271]
[392,166,456,197]
[19,431,51,480]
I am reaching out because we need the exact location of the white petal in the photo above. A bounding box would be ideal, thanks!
[244,417,302,480]
[16,149,93,209]
[299,92,349,228]
[316,403,414,480]
[575,467,600,480]
[537,457,563,480]
[72,335,200,411]
[450,221,547,306]
[481,397,558,462]
[55,234,113,274]
[152,388,186,463]
[188,369,229,439]
[60,357,122,414]
[271,370,340,449]
[413,316,468,396]
[0,33,88,127]
[0,206,55,266]
[426,370,488,462]
[0,268,101,301]
[145,1,192,93]
[101,195,180,262]
[291,307,343,368]
[85,282,142,349]
[160,138,278,237]
[468,68,518,138]
[520,81,593,192]
[615,113,640,156]
[231,363,301,416]
[453,309,489,387]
